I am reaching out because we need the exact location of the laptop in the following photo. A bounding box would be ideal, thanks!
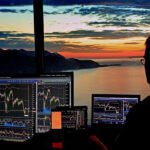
[91,94,140,128]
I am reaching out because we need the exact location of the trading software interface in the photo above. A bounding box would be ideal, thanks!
[0,78,36,142]
[92,94,140,125]
[36,73,73,133]
[0,73,73,141]
[53,106,87,130]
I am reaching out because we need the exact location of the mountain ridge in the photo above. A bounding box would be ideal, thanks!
[0,48,100,74]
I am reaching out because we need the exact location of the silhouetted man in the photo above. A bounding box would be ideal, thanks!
[111,36,150,150]
[144,36,150,83]
[89,36,150,150]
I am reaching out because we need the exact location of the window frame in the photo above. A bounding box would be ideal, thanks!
[33,0,45,75]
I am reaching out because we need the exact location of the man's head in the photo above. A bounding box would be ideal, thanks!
[145,36,150,46]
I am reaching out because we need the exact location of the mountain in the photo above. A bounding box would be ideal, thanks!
[0,48,100,75]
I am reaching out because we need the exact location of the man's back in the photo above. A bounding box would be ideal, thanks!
[112,96,150,150]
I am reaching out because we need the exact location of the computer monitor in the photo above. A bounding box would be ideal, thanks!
[0,76,36,142]
[52,106,87,130]
[35,73,73,133]
[92,94,140,126]
[0,72,73,141]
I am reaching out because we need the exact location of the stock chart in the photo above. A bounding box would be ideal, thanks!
[93,100,123,124]
[0,82,35,142]
[0,73,73,139]
[36,82,70,133]
[92,95,139,125]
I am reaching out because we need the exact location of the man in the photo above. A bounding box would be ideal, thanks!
[89,36,150,150]
[144,36,150,83]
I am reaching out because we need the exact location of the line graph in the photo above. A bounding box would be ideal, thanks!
[38,84,68,106]
[0,82,35,142]
[37,83,69,113]
[94,101,122,114]
[0,84,31,117]
[0,118,32,128]
[93,100,123,123]
[37,82,70,133]
[0,129,30,141]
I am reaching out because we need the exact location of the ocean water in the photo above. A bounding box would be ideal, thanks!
[73,58,150,124]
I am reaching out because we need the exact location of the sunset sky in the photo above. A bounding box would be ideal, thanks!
[0,3,150,58]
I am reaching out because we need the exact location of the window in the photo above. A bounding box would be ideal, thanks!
[1,1,150,125]
[0,0,35,74]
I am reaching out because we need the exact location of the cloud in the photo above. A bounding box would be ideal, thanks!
[76,7,100,15]
[0,9,17,13]
[45,30,105,38]
[87,21,140,27]
[44,41,67,52]
[0,8,33,13]
[0,37,69,52]
[0,31,34,38]
[43,11,58,15]
[0,31,70,52]
[76,5,150,29]
[39,39,102,53]
[45,41,105,53]
[0,38,34,50]
[45,29,146,39]
[0,4,149,54]
[0,31,34,50]
[44,38,122,54]
[124,42,140,44]
[0,30,144,54]
[46,30,102,38]
[43,6,80,15]
[43,5,150,31]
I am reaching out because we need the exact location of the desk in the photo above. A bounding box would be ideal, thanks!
[0,127,122,150]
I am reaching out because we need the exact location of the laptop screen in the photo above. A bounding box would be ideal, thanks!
[52,106,87,130]
[92,94,140,126]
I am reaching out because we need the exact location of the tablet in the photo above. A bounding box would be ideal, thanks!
[51,106,87,130]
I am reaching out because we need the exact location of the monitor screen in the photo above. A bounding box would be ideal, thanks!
[0,72,73,141]
[0,76,36,142]
[35,72,73,133]
[52,106,87,130]
[92,94,140,126]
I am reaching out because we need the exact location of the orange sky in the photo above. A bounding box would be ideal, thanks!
[59,51,144,59]
[46,35,146,59]
[57,37,145,58]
